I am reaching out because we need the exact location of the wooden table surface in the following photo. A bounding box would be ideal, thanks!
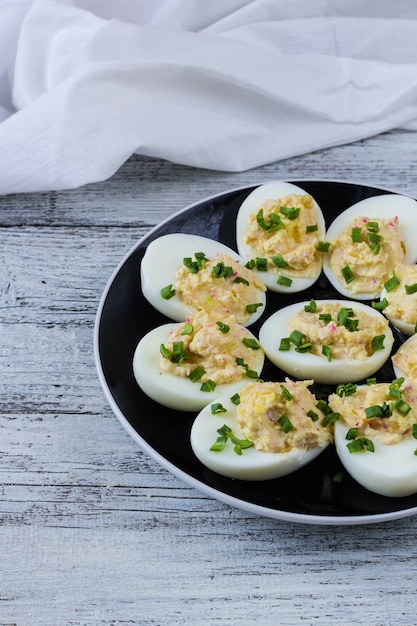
[2,129,417,625]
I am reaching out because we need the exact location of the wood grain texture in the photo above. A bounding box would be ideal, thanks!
[1,129,417,625]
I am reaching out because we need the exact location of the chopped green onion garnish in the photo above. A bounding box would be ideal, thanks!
[289,330,306,347]
[319,313,332,323]
[337,307,355,327]
[369,242,381,255]
[366,221,379,233]
[280,385,293,401]
[160,343,171,359]
[322,412,340,427]
[295,342,312,353]
[405,283,417,295]
[304,299,317,313]
[277,414,294,433]
[365,402,392,418]
[333,471,344,483]
[336,383,357,397]
[242,337,261,350]
[280,206,300,220]
[212,261,234,278]
[255,257,268,272]
[316,399,332,415]
[412,424,417,440]
[372,298,388,310]
[371,334,385,351]
[211,403,227,415]
[279,338,291,351]
[277,275,293,287]
[210,424,253,455]
[188,366,206,383]
[256,209,284,232]
[246,302,263,314]
[307,409,319,422]
[306,224,318,233]
[395,399,412,416]
[367,377,377,385]
[347,437,375,453]
[234,276,250,286]
[351,227,362,243]
[200,380,217,392]
[181,323,194,335]
[271,254,289,268]
[346,427,359,440]
[216,321,230,333]
[341,265,355,284]
[161,284,176,300]
[316,241,330,253]
[322,345,332,362]
[230,393,241,405]
[384,273,400,292]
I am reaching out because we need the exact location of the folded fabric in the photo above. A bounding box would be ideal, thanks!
[0,0,417,194]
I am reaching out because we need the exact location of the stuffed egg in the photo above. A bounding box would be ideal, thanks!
[258,299,394,384]
[323,194,417,299]
[133,311,265,412]
[379,264,417,335]
[190,379,332,480]
[140,233,266,326]
[235,181,326,293]
[393,333,417,385]
[329,380,417,497]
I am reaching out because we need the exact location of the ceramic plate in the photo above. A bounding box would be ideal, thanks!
[94,180,417,525]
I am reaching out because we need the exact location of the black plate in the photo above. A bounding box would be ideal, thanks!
[94,180,417,525]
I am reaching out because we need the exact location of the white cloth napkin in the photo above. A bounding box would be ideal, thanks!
[1,0,417,194]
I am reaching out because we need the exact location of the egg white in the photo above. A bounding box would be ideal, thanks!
[335,421,417,497]
[190,394,328,481]
[258,299,394,384]
[392,333,417,384]
[140,233,266,325]
[133,323,264,412]
[380,265,417,335]
[323,194,417,299]
[235,181,326,293]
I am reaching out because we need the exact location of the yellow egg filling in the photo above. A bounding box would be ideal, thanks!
[327,216,405,295]
[288,302,389,361]
[159,312,264,385]
[383,263,417,326]
[328,382,417,445]
[235,379,333,453]
[174,252,265,324]
[242,193,322,278]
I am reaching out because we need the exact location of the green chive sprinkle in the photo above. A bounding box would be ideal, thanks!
[279,337,291,351]
[242,337,261,350]
[405,283,417,295]
[271,254,289,268]
[216,321,230,333]
[412,424,417,440]
[341,265,355,284]
[372,298,388,310]
[188,366,205,383]
[371,334,385,351]
[230,393,241,406]
[277,275,293,287]
[289,330,306,347]
[200,380,216,392]
[346,427,359,440]
[234,276,250,286]
[246,302,263,314]
[304,299,317,313]
[161,284,176,300]
[278,414,294,433]
[211,403,227,415]
[306,224,318,233]
[181,323,194,335]
[322,412,340,427]
[351,227,362,243]
[322,345,332,362]
[280,385,293,401]
[307,409,319,422]
[347,437,375,453]
[255,257,268,272]
[384,273,400,292]
[316,241,330,253]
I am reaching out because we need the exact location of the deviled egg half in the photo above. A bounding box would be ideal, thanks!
[323,193,417,300]
[329,379,417,497]
[141,233,266,326]
[393,333,417,385]
[258,299,394,384]
[190,379,333,481]
[379,263,417,335]
[236,181,326,293]
[133,311,265,412]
